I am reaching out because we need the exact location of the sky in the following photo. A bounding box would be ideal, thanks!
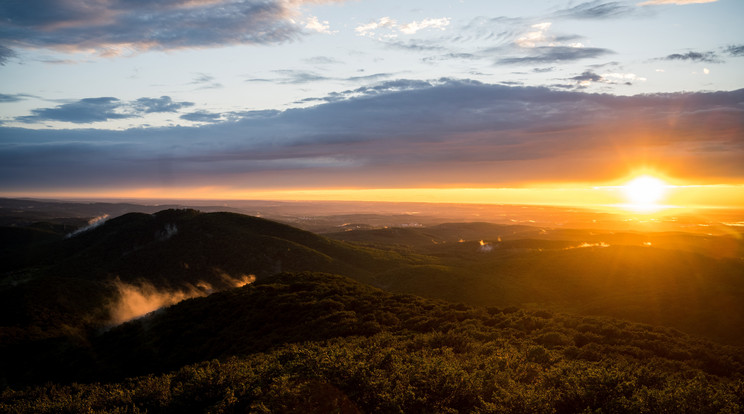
[0,0,743,209]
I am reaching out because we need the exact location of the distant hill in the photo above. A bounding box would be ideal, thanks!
[2,272,742,412]
[328,223,744,345]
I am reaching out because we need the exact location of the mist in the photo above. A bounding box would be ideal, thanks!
[107,273,256,326]
[66,214,110,238]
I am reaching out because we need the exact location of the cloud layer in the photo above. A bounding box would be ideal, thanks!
[0,0,342,58]
[1,80,742,191]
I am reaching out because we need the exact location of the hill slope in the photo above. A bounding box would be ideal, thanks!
[2,272,743,413]
[0,209,418,377]
[329,224,744,345]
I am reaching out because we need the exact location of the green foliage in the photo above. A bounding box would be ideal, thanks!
[2,272,742,412]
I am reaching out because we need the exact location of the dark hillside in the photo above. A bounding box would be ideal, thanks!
[0,209,421,386]
[2,272,743,413]
[22,209,407,285]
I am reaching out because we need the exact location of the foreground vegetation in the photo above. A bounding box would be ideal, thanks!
[2,272,743,413]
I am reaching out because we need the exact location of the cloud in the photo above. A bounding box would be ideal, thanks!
[725,45,744,57]
[572,70,604,84]
[0,0,344,58]
[17,97,133,124]
[247,69,393,86]
[0,45,16,65]
[555,1,637,19]
[191,73,223,89]
[271,69,331,84]
[2,80,742,190]
[344,72,394,82]
[304,16,335,34]
[422,53,479,63]
[181,110,223,123]
[355,16,450,39]
[355,17,397,38]
[515,22,552,48]
[498,46,613,64]
[568,70,647,88]
[386,40,444,52]
[304,56,342,65]
[638,0,717,5]
[662,51,721,63]
[483,20,614,66]
[0,93,34,103]
[399,18,451,35]
[17,96,195,124]
[133,96,194,113]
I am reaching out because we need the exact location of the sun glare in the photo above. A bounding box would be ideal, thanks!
[622,175,668,210]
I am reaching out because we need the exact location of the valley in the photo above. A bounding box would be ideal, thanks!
[0,198,742,412]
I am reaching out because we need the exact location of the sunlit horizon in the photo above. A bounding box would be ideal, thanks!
[4,180,743,213]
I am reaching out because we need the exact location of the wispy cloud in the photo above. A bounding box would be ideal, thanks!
[355,16,450,39]
[725,45,744,57]
[0,0,345,59]
[303,56,343,65]
[662,51,721,63]
[0,93,35,103]
[498,46,613,64]
[0,45,16,65]
[16,96,194,124]
[638,0,717,5]
[555,1,637,19]
[246,69,393,85]
[190,73,223,90]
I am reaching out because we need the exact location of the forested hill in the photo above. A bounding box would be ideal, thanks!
[0,209,416,339]
[2,272,743,413]
[2,208,743,412]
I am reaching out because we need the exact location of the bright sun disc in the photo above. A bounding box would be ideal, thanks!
[622,175,667,206]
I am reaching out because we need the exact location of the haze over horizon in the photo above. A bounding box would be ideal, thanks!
[1,0,743,210]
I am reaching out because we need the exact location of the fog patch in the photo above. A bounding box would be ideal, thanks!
[66,214,110,238]
[156,223,178,241]
[478,240,494,253]
[223,273,256,288]
[565,242,610,249]
[107,279,205,326]
[107,273,256,326]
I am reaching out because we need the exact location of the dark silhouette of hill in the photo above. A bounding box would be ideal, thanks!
[2,272,742,412]
[0,209,417,369]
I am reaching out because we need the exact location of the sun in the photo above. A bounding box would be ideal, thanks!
[622,175,668,208]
